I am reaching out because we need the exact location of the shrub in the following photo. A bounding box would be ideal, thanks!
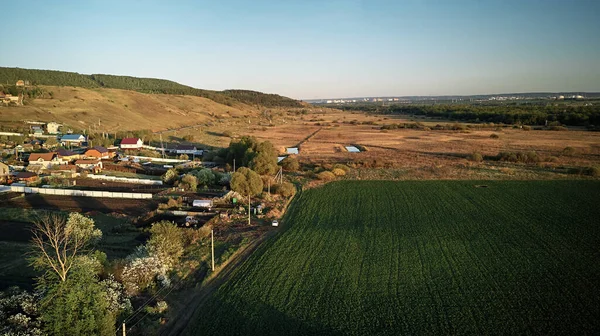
[179,174,197,191]
[468,152,483,162]
[586,166,600,177]
[332,164,351,173]
[331,168,346,176]
[316,171,336,181]
[490,133,500,139]
[563,147,576,156]
[281,156,300,172]
[166,198,178,209]
[522,125,532,131]
[274,182,296,198]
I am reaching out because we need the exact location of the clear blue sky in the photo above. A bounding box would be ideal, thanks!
[2,0,599,99]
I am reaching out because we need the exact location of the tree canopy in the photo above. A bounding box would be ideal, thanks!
[0,67,302,108]
[230,167,263,197]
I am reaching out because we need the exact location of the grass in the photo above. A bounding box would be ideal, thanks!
[183,180,600,335]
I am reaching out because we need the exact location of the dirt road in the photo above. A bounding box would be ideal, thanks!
[161,229,275,336]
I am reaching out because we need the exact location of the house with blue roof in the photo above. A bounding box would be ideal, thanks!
[60,134,86,146]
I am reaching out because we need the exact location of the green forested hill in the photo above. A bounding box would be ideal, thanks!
[0,67,301,108]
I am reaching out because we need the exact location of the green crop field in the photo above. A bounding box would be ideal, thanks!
[183,181,600,335]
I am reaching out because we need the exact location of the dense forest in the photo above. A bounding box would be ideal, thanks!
[0,67,302,108]
[334,103,600,127]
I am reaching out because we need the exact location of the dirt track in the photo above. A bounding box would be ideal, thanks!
[161,229,275,336]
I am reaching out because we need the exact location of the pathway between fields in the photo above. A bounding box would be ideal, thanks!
[161,230,275,336]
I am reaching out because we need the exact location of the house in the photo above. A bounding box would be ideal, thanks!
[120,138,143,150]
[16,80,25,87]
[60,134,86,146]
[28,152,61,169]
[46,122,62,134]
[75,159,103,172]
[84,146,112,159]
[175,144,197,154]
[15,172,38,183]
[1,94,20,105]
[0,162,9,182]
[56,149,80,162]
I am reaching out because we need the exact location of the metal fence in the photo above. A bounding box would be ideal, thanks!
[86,174,163,185]
[10,186,153,199]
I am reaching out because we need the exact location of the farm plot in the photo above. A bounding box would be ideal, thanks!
[0,194,157,216]
[183,180,600,335]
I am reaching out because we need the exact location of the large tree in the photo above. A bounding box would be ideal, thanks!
[39,256,116,336]
[30,213,125,336]
[30,213,101,282]
[230,167,263,225]
[250,141,278,175]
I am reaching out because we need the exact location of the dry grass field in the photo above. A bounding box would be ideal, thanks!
[0,85,261,132]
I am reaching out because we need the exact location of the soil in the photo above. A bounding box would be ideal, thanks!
[0,194,157,217]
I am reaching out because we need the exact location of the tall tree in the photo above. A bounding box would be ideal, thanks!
[230,167,263,225]
[30,213,101,282]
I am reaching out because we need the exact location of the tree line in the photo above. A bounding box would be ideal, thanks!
[334,103,600,127]
[0,67,302,108]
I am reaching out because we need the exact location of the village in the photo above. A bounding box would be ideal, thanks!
[0,120,297,231]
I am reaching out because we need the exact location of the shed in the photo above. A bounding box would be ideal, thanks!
[15,171,38,182]
[192,199,213,209]
[286,147,299,155]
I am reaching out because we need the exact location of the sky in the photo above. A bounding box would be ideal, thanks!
[1,0,600,99]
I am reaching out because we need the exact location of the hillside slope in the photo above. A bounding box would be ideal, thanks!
[0,85,261,132]
[0,67,302,108]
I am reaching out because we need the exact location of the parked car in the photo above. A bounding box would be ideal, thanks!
[272,220,279,227]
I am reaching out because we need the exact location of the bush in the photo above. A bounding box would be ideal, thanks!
[563,147,576,156]
[166,198,178,209]
[522,125,532,131]
[274,182,296,198]
[332,164,351,173]
[468,152,483,162]
[280,156,299,172]
[331,168,346,176]
[490,133,500,139]
[317,171,336,181]
[586,166,600,177]
[497,151,540,164]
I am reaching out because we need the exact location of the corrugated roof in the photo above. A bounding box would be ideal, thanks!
[29,153,56,161]
[176,144,196,150]
[57,149,77,156]
[75,160,100,164]
[61,134,85,141]
[121,138,141,145]
[92,146,108,153]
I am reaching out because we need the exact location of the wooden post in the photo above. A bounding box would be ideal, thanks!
[211,229,215,271]
[122,322,126,336]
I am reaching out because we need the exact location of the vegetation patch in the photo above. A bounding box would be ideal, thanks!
[183,180,600,335]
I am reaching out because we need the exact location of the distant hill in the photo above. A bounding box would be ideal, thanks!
[0,67,302,108]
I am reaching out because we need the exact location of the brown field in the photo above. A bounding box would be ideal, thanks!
[0,85,262,132]
[72,178,166,194]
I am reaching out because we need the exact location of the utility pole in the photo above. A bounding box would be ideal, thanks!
[248,195,251,225]
[233,158,236,172]
[211,229,215,271]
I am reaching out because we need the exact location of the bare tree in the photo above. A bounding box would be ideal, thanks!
[30,213,101,282]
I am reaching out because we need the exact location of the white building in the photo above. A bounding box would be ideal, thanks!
[120,138,143,150]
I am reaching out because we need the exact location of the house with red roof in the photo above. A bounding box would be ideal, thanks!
[120,138,143,150]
